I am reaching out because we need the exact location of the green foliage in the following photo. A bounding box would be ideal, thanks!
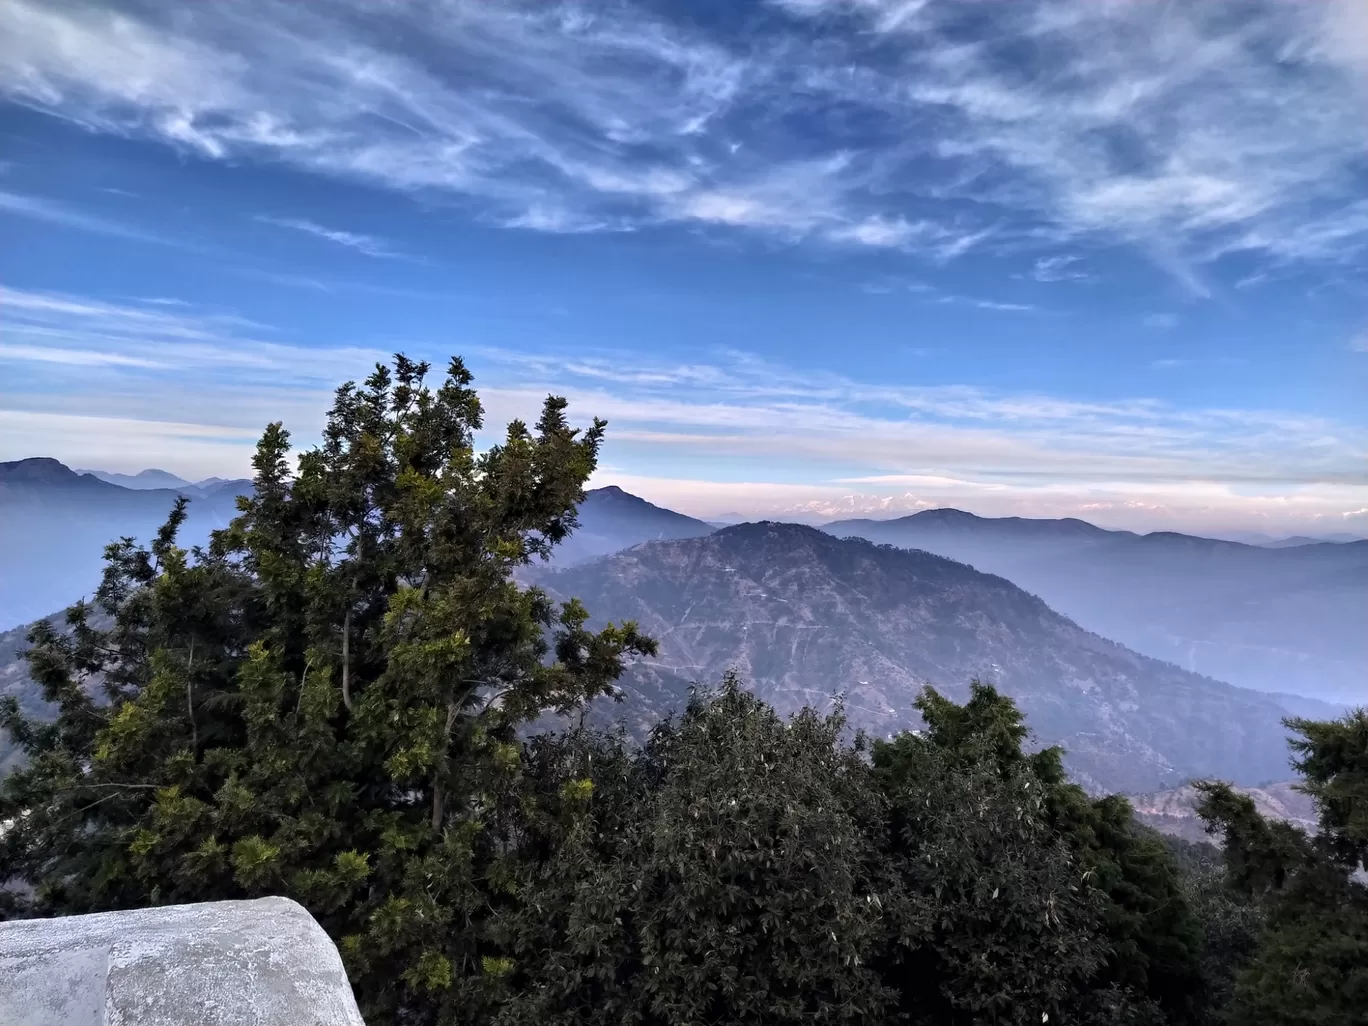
[0,355,654,1023]
[1285,708,1368,873]
[491,675,894,1026]
[1221,869,1368,1026]
[1195,705,1368,1026]
[1177,855,1262,1025]
[876,683,1203,1025]
[874,726,1108,1025]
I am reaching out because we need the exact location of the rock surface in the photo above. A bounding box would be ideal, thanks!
[0,896,364,1025]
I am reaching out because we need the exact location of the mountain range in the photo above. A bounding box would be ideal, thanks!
[549,485,714,566]
[825,509,1367,706]
[0,459,250,630]
[1,463,1360,795]
[529,522,1339,794]
[1218,530,1366,547]
[0,466,712,632]
[73,467,254,500]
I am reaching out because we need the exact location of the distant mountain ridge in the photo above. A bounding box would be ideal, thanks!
[1,480,1353,795]
[530,522,1336,794]
[74,466,254,498]
[0,467,690,629]
[549,485,714,566]
[826,508,1368,705]
[76,467,192,490]
[1220,530,1366,546]
[0,458,251,630]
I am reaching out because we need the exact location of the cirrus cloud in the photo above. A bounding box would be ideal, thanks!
[2,0,1367,286]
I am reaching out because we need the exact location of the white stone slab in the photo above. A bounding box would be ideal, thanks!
[0,897,365,1025]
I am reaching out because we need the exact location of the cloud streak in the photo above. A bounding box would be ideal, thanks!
[254,215,399,257]
[1,285,1362,531]
[3,0,1366,282]
[466,346,1368,532]
[0,287,389,474]
[0,189,170,244]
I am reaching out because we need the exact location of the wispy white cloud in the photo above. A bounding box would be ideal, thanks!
[0,286,382,375]
[503,204,631,234]
[468,346,1368,535]
[936,295,1036,313]
[0,286,389,474]
[786,0,1368,287]
[0,343,167,369]
[0,408,263,481]
[254,215,399,258]
[3,282,1363,530]
[4,0,1364,280]
[0,189,170,244]
[860,277,1036,312]
[1024,255,1097,284]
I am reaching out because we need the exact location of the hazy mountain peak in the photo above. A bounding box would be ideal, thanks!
[583,485,665,509]
[0,459,247,630]
[543,486,714,567]
[134,468,189,485]
[826,510,1367,705]
[714,519,822,538]
[75,467,193,490]
[1,456,100,483]
[908,507,980,523]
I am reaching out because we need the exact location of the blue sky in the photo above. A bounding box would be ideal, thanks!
[1,0,1366,535]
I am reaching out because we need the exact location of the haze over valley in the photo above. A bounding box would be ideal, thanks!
[3,459,1358,794]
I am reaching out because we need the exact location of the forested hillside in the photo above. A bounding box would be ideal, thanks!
[532,523,1329,793]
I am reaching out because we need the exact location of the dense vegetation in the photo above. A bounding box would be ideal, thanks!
[1,356,1364,1025]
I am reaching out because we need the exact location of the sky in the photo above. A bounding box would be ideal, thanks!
[1,0,1366,537]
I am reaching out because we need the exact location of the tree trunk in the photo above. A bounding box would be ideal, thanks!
[341,608,353,712]
[430,698,460,834]
[186,638,197,754]
[431,783,445,834]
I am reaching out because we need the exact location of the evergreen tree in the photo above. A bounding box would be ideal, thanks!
[0,355,655,1024]
[873,686,1106,1025]
[1195,707,1368,1026]
[1285,709,1368,873]
[874,682,1203,1025]
[491,676,894,1026]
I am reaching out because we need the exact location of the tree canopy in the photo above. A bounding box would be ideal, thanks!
[1194,709,1368,1026]
[0,355,655,1021]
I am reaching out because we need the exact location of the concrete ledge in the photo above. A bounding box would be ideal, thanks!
[0,896,366,1025]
